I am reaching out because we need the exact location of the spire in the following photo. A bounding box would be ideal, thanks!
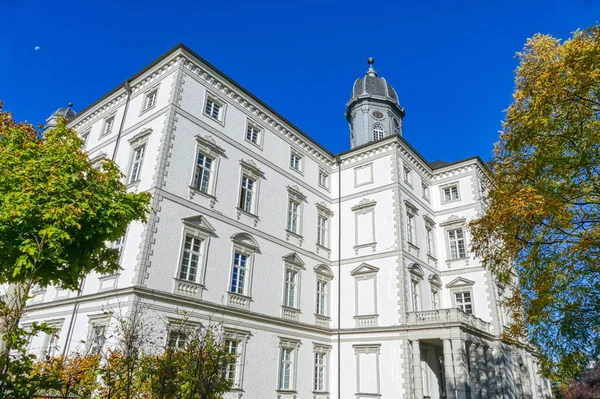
[366,57,377,77]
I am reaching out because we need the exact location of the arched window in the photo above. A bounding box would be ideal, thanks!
[373,124,385,141]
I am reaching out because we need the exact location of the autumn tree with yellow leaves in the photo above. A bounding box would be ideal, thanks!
[470,25,600,381]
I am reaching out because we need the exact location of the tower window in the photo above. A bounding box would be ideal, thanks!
[373,124,385,141]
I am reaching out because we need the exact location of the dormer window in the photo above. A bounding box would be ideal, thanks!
[373,124,385,141]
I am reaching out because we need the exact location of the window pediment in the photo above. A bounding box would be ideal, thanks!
[351,198,377,212]
[423,214,435,226]
[446,276,475,288]
[282,252,305,269]
[195,134,224,156]
[230,232,260,252]
[314,264,334,279]
[440,214,466,227]
[428,274,442,288]
[182,215,215,235]
[316,201,333,216]
[239,158,263,178]
[286,185,306,201]
[128,128,152,145]
[351,263,379,276]
[408,263,424,278]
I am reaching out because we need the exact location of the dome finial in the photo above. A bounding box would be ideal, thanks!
[366,57,377,77]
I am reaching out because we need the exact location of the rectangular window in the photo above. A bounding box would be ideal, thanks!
[204,97,221,120]
[81,131,90,146]
[102,116,115,137]
[407,212,416,245]
[448,228,466,259]
[422,181,430,200]
[231,252,248,294]
[179,235,202,281]
[314,352,326,391]
[114,235,125,262]
[246,124,260,145]
[317,215,328,247]
[193,153,213,193]
[44,329,60,358]
[316,280,327,315]
[411,279,420,311]
[279,347,295,390]
[431,289,439,310]
[455,292,472,314]
[284,269,297,308]
[443,184,460,202]
[144,90,157,111]
[128,145,145,183]
[426,226,434,256]
[403,166,412,184]
[225,339,240,384]
[287,200,300,234]
[168,330,187,349]
[290,152,302,171]
[90,324,107,354]
[318,170,329,189]
[239,176,255,213]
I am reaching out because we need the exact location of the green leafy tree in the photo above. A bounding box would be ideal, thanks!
[469,26,600,380]
[0,102,151,397]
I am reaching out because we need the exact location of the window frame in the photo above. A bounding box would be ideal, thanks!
[244,119,263,149]
[289,149,304,174]
[223,328,250,390]
[421,180,430,201]
[140,84,159,114]
[318,168,330,190]
[189,135,224,199]
[174,215,215,289]
[447,227,467,260]
[87,314,110,355]
[277,339,300,392]
[408,264,424,312]
[237,160,263,217]
[100,114,116,138]
[454,291,473,314]
[227,233,259,307]
[203,93,226,124]
[440,182,461,204]
[372,123,385,141]
[313,344,332,393]
[281,253,306,316]
[286,198,301,235]
[403,165,412,186]
[127,143,146,184]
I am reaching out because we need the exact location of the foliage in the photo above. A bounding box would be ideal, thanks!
[139,321,236,399]
[31,352,101,399]
[469,25,600,379]
[0,102,152,290]
[559,365,600,399]
[0,286,51,398]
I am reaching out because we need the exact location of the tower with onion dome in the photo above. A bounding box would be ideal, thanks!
[346,57,405,148]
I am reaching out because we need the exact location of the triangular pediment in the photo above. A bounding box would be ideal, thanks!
[446,277,475,288]
[182,215,215,234]
[283,252,305,268]
[351,263,379,276]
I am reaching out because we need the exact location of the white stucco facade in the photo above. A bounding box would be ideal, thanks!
[23,44,551,399]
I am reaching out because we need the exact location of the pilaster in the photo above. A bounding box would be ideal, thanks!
[469,342,481,399]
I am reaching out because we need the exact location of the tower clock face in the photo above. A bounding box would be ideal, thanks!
[372,111,384,119]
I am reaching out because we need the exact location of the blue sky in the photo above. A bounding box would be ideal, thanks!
[1,0,598,161]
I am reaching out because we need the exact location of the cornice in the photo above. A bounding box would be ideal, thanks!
[71,55,181,131]
[178,55,335,166]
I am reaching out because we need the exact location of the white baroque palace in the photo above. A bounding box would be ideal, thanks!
[25,45,550,399]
